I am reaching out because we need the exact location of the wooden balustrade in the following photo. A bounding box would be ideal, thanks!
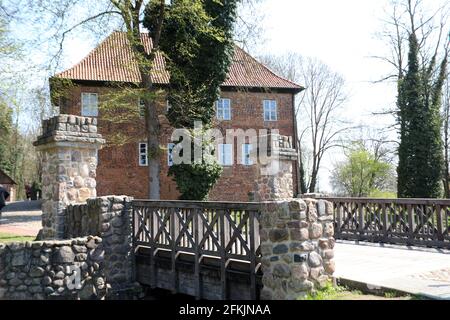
[132,200,261,299]
[323,197,450,248]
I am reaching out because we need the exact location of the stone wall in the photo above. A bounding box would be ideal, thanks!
[259,198,335,300]
[64,196,136,298]
[34,114,105,240]
[0,237,107,300]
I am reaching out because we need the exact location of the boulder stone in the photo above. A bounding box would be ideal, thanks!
[273,244,289,254]
[273,264,291,278]
[53,247,75,263]
[29,266,45,278]
[269,229,289,242]
[309,223,323,239]
[308,252,323,268]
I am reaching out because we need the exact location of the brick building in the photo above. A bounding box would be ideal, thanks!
[52,32,303,201]
[0,168,16,202]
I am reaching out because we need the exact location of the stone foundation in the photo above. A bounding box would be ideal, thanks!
[259,198,335,300]
[0,237,106,300]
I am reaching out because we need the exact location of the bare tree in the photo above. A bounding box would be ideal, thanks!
[1,0,265,199]
[375,0,449,82]
[260,53,350,194]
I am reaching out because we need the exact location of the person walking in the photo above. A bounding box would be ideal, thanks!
[0,184,10,219]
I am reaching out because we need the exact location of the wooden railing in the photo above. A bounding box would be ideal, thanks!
[132,200,261,299]
[323,197,450,248]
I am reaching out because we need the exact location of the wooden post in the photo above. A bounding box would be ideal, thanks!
[382,204,389,242]
[335,202,342,238]
[407,204,414,245]
[193,209,201,300]
[436,205,444,242]
[358,202,364,235]
[219,209,227,300]
[170,207,178,294]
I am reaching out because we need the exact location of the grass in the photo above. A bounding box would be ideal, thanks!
[301,281,414,300]
[0,232,35,243]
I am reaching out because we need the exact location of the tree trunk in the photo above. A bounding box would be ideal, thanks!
[297,147,307,195]
[309,169,318,193]
[126,2,165,200]
[444,97,450,198]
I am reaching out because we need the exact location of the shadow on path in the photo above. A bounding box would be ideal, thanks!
[2,200,43,213]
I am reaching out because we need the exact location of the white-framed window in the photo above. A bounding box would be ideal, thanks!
[218,144,233,166]
[216,98,231,120]
[242,144,254,166]
[138,143,148,166]
[168,143,175,166]
[81,93,98,117]
[138,98,145,117]
[263,100,277,121]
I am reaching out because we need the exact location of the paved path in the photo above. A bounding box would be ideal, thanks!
[0,201,42,237]
[335,241,450,300]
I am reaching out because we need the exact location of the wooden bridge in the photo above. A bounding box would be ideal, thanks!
[131,197,450,300]
[132,200,263,300]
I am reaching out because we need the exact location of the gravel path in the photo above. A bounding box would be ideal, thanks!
[0,201,42,237]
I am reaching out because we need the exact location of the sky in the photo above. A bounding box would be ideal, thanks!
[27,0,449,193]
[253,0,399,192]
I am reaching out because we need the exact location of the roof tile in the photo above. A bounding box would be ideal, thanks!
[55,32,303,92]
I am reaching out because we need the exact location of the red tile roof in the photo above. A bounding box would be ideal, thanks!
[55,31,303,92]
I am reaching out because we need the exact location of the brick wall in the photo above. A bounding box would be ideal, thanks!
[59,83,298,201]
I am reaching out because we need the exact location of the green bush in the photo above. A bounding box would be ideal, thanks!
[168,161,222,201]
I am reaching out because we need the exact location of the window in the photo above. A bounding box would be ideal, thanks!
[216,98,231,120]
[81,93,98,117]
[166,100,172,112]
[138,98,145,117]
[263,100,277,121]
[218,144,233,166]
[242,144,253,166]
[139,143,148,166]
[168,143,175,166]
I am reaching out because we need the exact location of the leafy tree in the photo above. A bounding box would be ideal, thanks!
[397,18,448,198]
[145,0,238,200]
[376,0,449,198]
[0,100,13,174]
[331,143,395,197]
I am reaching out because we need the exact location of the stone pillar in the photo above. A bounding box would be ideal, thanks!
[94,196,137,298]
[254,134,298,201]
[259,198,336,300]
[34,115,105,240]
